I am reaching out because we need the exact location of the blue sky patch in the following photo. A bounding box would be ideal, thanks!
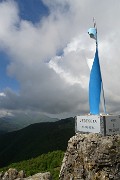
[0,51,20,92]
[15,0,49,23]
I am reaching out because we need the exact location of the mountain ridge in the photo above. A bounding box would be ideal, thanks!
[0,111,59,134]
[0,117,75,167]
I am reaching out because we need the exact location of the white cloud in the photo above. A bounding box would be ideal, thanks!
[0,92,6,97]
[48,35,90,88]
[0,0,119,116]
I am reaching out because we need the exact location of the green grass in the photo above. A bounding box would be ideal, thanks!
[0,150,64,180]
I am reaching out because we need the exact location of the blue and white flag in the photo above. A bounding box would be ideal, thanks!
[88,28,97,40]
[88,27,102,114]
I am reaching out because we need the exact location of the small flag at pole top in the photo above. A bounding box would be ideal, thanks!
[88,18,97,40]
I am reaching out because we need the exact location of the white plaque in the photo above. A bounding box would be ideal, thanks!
[76,115,100,133]
[75,114,120,135]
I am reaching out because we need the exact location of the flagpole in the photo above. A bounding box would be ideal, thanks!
[101,82,107,114]
[94,18,107,114]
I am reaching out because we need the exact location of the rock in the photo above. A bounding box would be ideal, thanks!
[0,169,52,180]
[17,170,26,179]
[24,172,52,180]
[7,168,18,180]
[2,171,9,180]
[59,133,120,180]
[0,172,4,180]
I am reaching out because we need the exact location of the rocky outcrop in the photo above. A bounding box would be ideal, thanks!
[0,169,52,180]
[59,133,120,180]
[0,168,26,180]
[24,172,52,180]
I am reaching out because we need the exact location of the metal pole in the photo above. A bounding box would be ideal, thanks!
[94,18,107,114]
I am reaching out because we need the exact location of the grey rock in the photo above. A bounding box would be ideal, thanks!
[17,170,26,179]
[0,169,52,180]
[0,172,4,180]
[0,171,4,180]
[2,171,9,180]
[24,172,52,180]
[7,168,18,180]
[59,133,120,180]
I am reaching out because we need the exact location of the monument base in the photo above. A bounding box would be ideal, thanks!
[75,114,120,136]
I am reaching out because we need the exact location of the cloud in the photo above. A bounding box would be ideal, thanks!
[0,92,6,97]
[0,0,119,117]
[48,35,90,88]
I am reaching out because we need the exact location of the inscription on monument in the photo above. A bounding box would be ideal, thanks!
[105,116,120,135]
[76,115,120,135]
[76,115,100,133]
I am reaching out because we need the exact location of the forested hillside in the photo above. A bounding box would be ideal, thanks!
[0,117,75,167]
[0,151,64,180]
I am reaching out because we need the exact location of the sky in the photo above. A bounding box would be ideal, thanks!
[0,0,120,118]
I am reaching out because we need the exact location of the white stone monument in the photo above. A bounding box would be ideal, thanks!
[76,19,120,136]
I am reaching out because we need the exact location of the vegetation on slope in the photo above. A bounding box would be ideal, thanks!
[0,150,64,180]
[0,118,75,167]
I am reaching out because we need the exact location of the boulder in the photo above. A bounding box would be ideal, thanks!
[17,170,26,179]
[24,172,52,180]
[7,168,18,180]
[0,172,4,180]
[59,133,120,180]
[0,169,52,180]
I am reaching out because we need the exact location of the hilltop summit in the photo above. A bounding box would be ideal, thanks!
[60,133,120,180]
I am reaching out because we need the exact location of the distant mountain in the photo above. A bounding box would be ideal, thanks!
[0,117,75,167]
[0,111,58,133]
